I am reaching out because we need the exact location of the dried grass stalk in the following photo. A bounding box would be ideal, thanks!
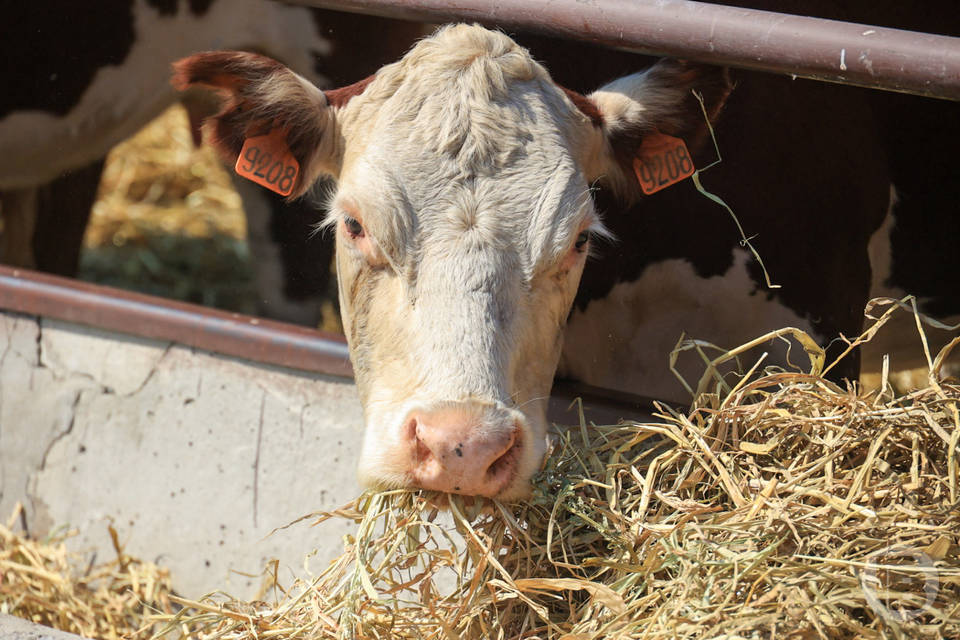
[154,303,959,640]
[81,104,257,314]
[0,506,177,639]
[2,302,957,640]
[88,104,245,249]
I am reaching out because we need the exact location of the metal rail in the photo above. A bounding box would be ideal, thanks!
[300,0,960,100]
[0,265,661,419]
[0,266,353,378]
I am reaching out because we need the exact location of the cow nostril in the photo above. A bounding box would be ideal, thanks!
[485,430,519,480]
[408,417,431,464]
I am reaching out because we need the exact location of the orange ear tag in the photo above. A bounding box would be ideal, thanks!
[235,129,300,196]
[632,132,695,195]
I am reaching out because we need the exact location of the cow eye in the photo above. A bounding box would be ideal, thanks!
[574,230,590,250]
[344,216,365,238]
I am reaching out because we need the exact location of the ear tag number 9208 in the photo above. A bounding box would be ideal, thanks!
[235,129,299,196]
[633,132,695,195]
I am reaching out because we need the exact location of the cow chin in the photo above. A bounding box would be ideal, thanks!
[356,397,547,502]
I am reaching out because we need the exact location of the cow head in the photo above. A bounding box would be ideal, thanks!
[174,24,729,500]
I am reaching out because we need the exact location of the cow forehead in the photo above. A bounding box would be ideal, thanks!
[357,34,578,172]
[336,148,593,276]
[334,25,595,273]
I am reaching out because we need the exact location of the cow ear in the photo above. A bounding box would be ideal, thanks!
[579,60,732,199]
[172,51,342,198]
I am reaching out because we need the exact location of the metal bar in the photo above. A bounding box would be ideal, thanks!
[0,265,661,420]
[0,265,354,378]
[300,0,960,100]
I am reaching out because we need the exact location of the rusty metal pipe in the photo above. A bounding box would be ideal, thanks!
[298,0,960,100]
[0,266,354,378]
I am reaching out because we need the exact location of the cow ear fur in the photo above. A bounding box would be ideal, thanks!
[172,51,342,198]
[580,59,733,199]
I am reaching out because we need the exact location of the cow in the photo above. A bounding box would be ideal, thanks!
[526,42,960,401]
[175,20,956,499]
[0,0,422,325]
[170,24,747,499]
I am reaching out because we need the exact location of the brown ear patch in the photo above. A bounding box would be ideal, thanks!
[172,52,288,159]
[626,60,732,159]
[664,62,733,156]
[171,51,285,93]
[613,61,732,195]
[561,86,604,128]
[325,75,376,108]
[172,51,333,198]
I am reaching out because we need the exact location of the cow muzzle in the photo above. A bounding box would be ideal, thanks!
[403,401,526,497]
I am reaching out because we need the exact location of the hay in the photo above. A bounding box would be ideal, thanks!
[80,103,346,330]
[151,303,959,640]
[80,104,258,314]
[88,104,246,248]
[0,505,177,639]
[1,301,956,639]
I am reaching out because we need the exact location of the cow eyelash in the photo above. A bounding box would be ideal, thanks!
[343,216,365,238]
[574,230,590,251]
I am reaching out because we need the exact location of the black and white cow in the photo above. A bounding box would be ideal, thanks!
[0,0,421,324]
[513,27,960,401]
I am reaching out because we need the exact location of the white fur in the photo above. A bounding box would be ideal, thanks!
[860,185,960,380]
[866,185,898,298]
[323,25,608,498]
[559,250,823,403]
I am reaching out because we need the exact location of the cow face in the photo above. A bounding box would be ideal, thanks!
[174,24,728,500]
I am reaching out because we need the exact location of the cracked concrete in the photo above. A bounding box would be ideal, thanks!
[38,320,173,395]
[253,390,266,528]
[1,314,101,530]
[0,310,364,599]
[0,614,87,640]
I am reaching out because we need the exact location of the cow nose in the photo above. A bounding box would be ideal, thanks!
[406,403,522,497]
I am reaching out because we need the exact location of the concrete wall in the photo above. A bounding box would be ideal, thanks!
[0,614,87,640]
[0,311,364,599]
